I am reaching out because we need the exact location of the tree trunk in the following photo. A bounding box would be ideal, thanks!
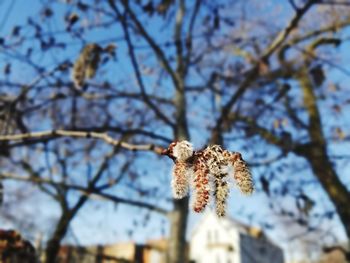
[296,68,350,258]
[167,69,190,262]
[45,210,73,263]
[45,198,86,262]
[296,145,350,257]
[167,197,189,263]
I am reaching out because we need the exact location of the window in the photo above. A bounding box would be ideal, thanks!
[259,246,266,255]
[207,231,212,243]
[215,229,219,242]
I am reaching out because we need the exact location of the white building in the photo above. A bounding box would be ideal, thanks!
[190,212,284,263]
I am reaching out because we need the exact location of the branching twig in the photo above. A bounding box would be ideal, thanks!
[107,0,175,128]
[0,172,169,215]
[184,0,201,74]
[262,0,320,59]
[108,0,181,90]
[318,1,350,6]
[0,130,164,154]
[288,0,300,11]
[212,0,320,144]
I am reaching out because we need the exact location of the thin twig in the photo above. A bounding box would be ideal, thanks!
[212,0,320,143]
[0,173,169,215]
[107,0,175,128]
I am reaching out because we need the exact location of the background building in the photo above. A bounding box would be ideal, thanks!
[190,212,284,263]
[54,211,284,263]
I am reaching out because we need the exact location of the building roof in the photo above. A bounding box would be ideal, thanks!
[190,210,277,245]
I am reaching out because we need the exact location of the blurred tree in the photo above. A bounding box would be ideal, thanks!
[1,0,350,262]
[0,229,37,263]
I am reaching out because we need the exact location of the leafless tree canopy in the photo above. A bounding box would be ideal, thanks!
[0,0,350,262]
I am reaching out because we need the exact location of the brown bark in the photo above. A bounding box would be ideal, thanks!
[167,93,190,262]
[295,68,350,257]
[45,200,85,263]
[45,149,113,262]
[168,33,190,261]
[45,210,72,263]
[167,197,189,263]
[295,143,350,258]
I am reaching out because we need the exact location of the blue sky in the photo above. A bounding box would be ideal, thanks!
[1,1,350,262]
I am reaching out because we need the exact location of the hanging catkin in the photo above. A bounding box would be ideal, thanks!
[163,141,254,217]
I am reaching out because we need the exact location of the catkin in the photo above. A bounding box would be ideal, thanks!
[71,43,102,88]
[192,155,210,213]
[231,152,254,195]
[214,178,229,217]
[172,161,191,199]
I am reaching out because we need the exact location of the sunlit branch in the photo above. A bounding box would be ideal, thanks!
[294,46,350,77]
[286,17,350,47]
[212,0,319,144]
[262,0,320,59]
[232,113,298,152]
[0,130,164,154]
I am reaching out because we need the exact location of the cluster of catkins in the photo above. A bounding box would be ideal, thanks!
[166,141,254,217]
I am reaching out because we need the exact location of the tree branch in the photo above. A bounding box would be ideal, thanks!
[0,172,169,215]
[211,0,320,144]
[108,0,181,90]
[262,0,320,60]
[174,0,185,78]
[184,0,201,74]
[106,1,175,128]
[0,130,165,154]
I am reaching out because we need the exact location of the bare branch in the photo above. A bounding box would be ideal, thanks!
[288,0,300,11]
[262,0,320,59]
[174,0,186,78]
[0,130,165,154]
[318,1,350,6]
[106,1,175,128]
[184,0,201,73]
[211,0,320,144]
[0,172,169,215]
